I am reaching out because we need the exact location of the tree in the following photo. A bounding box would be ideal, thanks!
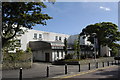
[73,34,80,59]
[80,22,120,56]
[76,34,80,59]
[74,40,77,55]
[64,38,68,59]
[109,43,120,56]
[2,2,52,47]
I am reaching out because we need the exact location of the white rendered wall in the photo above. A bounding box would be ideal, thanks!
[19,29,70,51]
[100,46,110,56]
[67,35,91,45]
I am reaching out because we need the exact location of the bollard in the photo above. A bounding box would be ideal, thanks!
[107,61,109,66]
[47,66,49,77]
[102,62,104,67]
[19,68,22,80]
[78,64,80,72]
[65,64,67,74]
[96,62,98,68]
[88,63,90,70]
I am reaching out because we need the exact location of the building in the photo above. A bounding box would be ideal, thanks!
[17,29,70,62]
[16,29,111,62]
[67,34,111,57]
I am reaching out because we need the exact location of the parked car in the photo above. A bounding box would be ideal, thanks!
[114,56,120,60]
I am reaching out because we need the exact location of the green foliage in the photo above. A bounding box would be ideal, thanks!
[108,43,120,56]
[80,22,120,56]
[64,38,68,59]
[2,2,52,47]
[64,59,81,61]
[25,47,32,53]
[3,50,32,62]
[111,47,119,56]
[3,39,21,52]
[73,34,81,59]
[74,40,77,54]
[65,54,74,59]
[77,34,80,59]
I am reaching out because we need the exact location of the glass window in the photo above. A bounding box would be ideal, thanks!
[34,33,37,39]
[55,36,58,41]
[57,51,59,57]
[39,34,42,38]
[61,51,63,57]
[59,37,61,41]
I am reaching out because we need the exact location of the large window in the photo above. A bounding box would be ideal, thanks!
[59,37,61,41]
[57,51,59,57]
[39,34,42,39]
[61,51,63,57]
[34,33,37,39]
[55,36,58,41]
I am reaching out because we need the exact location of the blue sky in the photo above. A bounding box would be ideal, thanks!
[33,2,118,35]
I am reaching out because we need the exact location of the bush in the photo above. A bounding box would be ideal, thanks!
[103,54,108,57]
[81,54,86,59]
[64,59,81,61]
[25,47,32,53]
[2,49,32,69]
[3,50,32,62]
[65,54,73,59]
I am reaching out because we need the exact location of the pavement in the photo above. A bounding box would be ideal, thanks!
[2,58,119,80]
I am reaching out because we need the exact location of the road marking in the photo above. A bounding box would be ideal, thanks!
[61,65,117,78]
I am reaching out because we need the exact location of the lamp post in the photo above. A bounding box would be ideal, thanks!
[92,33,97,60]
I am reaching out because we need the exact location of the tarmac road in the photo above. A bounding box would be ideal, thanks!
[54,65,120,80]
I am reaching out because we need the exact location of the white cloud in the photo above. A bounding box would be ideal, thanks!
[99,6,111,11]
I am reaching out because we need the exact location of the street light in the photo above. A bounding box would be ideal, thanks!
[92,33,97,60]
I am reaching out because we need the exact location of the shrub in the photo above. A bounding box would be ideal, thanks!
[25,47,32,53]
[65,54,73,59]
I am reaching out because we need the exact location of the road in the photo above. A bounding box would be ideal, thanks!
[53,65,120,80]
[2,61,118,80]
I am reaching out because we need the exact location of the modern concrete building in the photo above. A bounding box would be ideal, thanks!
[17,29,70,62]
[16,29,111,62]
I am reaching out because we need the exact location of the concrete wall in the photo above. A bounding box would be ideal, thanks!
[67,34,91,45]
[33,49,52,62]
[33,50,65,62]
[100,46,110,56]
[19,30,70,51]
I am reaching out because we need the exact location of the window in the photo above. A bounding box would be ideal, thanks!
[59,37,61,41]
[39,34,42,39]
[61,51,63,57]
[55,36,58,41]
[34,33,37,39]
[57,51,59,57]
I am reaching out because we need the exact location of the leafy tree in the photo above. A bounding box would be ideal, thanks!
[2,2,52,47]
[73,34,80,59]
[64,38,68,59]
[76,34,80,59]
[74,40,77,54]
[3,39,21,52]
[80,22,120,56]
[109,43,120,56]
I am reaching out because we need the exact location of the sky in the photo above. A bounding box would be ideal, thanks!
[33,2,118,35]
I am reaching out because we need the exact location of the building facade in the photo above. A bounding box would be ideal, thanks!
[16,29,110,62]
[17,29,70,62]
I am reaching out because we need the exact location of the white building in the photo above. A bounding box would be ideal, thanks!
[17,29,70,62]
[18,29,70,51]
[67,34,91,45]
[16,29,110,62]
